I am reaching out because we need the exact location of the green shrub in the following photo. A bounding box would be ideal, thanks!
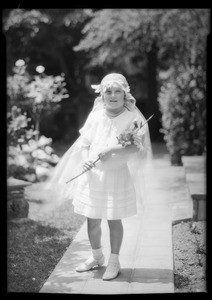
[7,60,68,181]
[7,105,36,147]
[7,61,69,142]
[7,106,59,182]
[158,64,206,165]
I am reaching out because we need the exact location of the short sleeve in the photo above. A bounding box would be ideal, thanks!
[78,112,94,148]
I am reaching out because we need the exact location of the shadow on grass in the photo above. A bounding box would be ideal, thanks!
[7,218,75,293]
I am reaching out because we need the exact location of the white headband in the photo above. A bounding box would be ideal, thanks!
[91,73,136,110]
[91,80,130,95]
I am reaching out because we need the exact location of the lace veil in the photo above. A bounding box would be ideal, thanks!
[43,73,153,214]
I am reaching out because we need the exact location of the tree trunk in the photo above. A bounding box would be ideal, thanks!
[147,45,163,142]
[170,152,183,166]
[35,119,40,142]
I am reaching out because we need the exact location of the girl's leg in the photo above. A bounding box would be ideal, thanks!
[108,219,123,254]
[76,218,104,272]
[103,219,123,280]
[87,217,102,249]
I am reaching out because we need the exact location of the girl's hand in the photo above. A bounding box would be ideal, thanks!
[81,160,95,172]
[98,147,112,162]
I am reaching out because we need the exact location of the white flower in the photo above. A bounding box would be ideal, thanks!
[124,141,132,147]
[37,136,52,147]
[45,145,53,154]
[21,144,31,152]
[15,154,28,166]
[51,154,59,164]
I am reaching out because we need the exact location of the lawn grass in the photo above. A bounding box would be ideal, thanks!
[7,195,85,293]
[7,141,87,293]
[7,219,71,293]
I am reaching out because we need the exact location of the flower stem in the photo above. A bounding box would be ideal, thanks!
[66,156,100,184]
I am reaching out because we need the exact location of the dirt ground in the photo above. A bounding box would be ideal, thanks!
[173,220,206,293]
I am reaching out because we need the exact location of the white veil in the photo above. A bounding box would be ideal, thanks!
[42,73,153,214]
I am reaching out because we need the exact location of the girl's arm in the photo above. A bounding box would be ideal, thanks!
[81,146,95,171]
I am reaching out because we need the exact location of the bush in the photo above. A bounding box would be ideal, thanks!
[7,60,69,142]
[7,106,36,147]
[7,106,59,182]
[158,64,206,165]
[7,60,69,181]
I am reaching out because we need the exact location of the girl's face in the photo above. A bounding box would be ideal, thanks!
[103,83,125,112]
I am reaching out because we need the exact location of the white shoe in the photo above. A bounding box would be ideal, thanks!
[102,261,121,280]
[75,255,105,272]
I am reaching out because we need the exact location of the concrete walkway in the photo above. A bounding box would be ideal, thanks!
[39,143,194,294]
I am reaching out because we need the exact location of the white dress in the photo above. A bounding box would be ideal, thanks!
[72,108,142,220]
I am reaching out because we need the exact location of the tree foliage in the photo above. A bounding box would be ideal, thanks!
[74,8,209,160]
[3,8,93,88]
[4,8,95,142]
[4,8,209,160]
[74,8,209,68]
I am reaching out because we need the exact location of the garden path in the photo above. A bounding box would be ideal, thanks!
[39,143,195,294]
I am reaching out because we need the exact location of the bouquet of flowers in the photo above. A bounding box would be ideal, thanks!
[117,119,142,149]
[66,114,154,183]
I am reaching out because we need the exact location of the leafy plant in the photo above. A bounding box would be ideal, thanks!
[7,105,36,148]
[7,106,59,182]
[7,61,69,141]
[74,9,209,68]
[158,64,206,165]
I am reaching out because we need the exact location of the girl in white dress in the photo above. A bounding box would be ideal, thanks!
[47,73,152,280]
